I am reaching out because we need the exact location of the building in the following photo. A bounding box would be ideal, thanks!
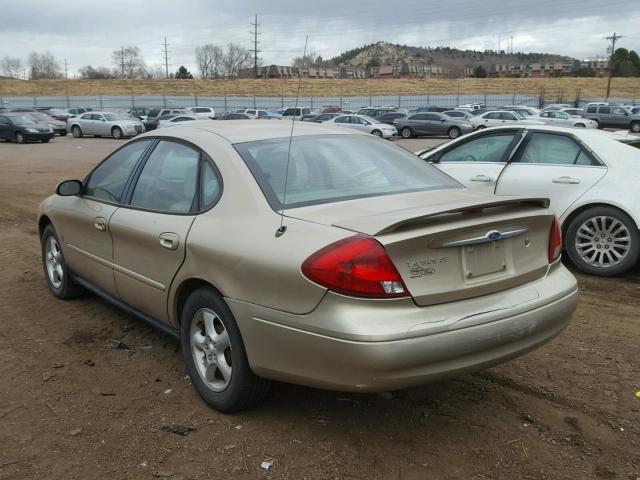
[489,62,575,78]
[579,59,609,76]
[371,63,453,79]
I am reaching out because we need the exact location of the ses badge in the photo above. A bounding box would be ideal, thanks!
[406,257,448,278]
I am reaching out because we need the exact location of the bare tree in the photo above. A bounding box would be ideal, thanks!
[291,50,324,68]
[0,56,22,78]
[195,44,225,79]
[28,52,61,79]
[222,43,251,78]
[111,46,147,79]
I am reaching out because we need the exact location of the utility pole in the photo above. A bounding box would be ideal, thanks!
[250,14,261,78]
[510,36,514,55]
[162,37,171,79]
[64,59,69,80]
[605,32,622,99]
[498,35,501,52]
[120,47,125,78]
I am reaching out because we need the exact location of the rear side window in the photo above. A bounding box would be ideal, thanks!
[517,133,597,165]
[438,134,516,163]
[84,140,152,202]
[129,141,201,214]
[599,107,611,114]
[201,161,222,209]
[234,134,460,210]
[148,109,161,117]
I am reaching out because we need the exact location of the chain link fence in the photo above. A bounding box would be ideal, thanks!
[0,94,637,111]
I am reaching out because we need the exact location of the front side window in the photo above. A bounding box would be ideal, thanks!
[613,107,628,116]
[334,116,349,124]
[129,141,200,213]
[517,133,595,165]
[586,106,597,113]
[84,140,152,202]
[234,135,460,210]
[438,134,516,163]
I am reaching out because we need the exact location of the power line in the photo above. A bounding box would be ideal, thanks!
[604,32,622,99]
[162,37,171,79]
[250,14,261,78]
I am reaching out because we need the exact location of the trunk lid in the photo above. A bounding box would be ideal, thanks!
[287,190,552,306]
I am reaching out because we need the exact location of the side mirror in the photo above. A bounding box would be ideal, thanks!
[56,179,82,196]
[441,119,446,122]
[100,118,106,122]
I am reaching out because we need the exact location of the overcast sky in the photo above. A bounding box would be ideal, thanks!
[1,0,639,77]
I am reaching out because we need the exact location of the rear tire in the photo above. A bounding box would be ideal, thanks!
[41,224,82,299]
[71,125,82,138]
[448,126,461,139]
[565,206,640,277]
[41,139,50,143]
[181,287,270,412]
[59,132,67,136]
[630,121,640,133]
[575,123,585,128]
[401,127,413,139]
[476,125,487,129]
[15,132,25,144]
[371,129,382,137]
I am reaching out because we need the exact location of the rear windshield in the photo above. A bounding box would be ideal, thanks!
[234,134,461,210]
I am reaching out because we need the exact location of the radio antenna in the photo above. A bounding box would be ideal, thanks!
[275,36,308,238]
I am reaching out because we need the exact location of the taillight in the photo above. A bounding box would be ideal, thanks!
[301,235,409,298]
[548,216,562,263]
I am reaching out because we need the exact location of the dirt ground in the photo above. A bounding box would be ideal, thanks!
[0,135,639,480]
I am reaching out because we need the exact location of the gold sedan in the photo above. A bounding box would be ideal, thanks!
[38,121,578,412]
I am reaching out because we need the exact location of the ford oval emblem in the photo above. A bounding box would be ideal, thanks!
[487,230,502,241]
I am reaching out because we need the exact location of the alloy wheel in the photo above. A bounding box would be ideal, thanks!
[45,236,64,289]
[575,215,631,268]
[190,308,232,392]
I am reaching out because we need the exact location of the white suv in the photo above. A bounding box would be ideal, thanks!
[187,107,216,119]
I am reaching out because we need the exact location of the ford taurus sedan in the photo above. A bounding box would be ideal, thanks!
[38,121,578,412]
[418,125,640,276]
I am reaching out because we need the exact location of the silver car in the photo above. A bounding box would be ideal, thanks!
[532,111,597,128]
[69,111,145,139]
[324,114,398,138]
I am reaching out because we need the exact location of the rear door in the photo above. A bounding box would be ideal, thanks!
[495,131,607,218]
[0,116,11,139]
[77,113,95,134]
[431,130,522,193]
[109,140,214,323]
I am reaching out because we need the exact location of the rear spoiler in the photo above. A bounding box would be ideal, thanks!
[332,197,550,236]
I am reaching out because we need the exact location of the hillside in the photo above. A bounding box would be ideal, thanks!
[328,41,574,72]
[0,78,638,99]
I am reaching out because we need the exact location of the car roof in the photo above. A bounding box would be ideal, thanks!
[141,119,359,144]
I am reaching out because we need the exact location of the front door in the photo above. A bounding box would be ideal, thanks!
[495,131,607,219]
[432,130,522,193]
[57,139,154,295]
[109,140,202,322]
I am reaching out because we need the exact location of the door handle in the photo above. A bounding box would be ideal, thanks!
[159,232,179,250]
[94,217,106,232]
[470,174,495,183]
[552,176,580,184]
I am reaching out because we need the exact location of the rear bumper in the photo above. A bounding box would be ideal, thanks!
[228,264,578,392]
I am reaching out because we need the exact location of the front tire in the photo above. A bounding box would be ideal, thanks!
[111,126,123,139]
[401,127,413,138]
[565,207,640,276]
[575,123,585,128]
[41,224,82,299]
[41,139,50,143]
[630,121,640,133]
[71,125,83,138]
[181,287,270,412]
[371,129,382,137]
[15,132,25,144]
[448,126,461,139]
[59,132,67,136]
[476,125,487,130]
